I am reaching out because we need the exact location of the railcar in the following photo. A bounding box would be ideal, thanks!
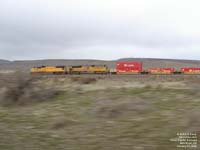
[116,61,142,74]
[181,68,200,74]
[148,68,175,74]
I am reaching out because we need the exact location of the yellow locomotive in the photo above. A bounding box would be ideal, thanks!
[69,65,109,74]
[31,65,109,74]
[31,66,67,74]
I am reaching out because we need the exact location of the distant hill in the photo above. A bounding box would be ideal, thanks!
[0,59,10,64]
[118,58,200,69]
[0,58,200,72]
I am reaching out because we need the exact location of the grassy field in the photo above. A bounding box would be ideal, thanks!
[0,74,199,150]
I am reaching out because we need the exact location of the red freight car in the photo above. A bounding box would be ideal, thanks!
[181,68,200,74]
[148,68,175,74]
[116,61,142,74]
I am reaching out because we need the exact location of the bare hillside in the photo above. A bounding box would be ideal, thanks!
[0,58,200,72]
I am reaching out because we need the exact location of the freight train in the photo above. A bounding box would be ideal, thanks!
[31,61,200,75]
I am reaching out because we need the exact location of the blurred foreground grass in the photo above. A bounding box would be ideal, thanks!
[0,75,200,150]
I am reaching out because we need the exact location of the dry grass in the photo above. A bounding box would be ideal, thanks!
[70,76,97,84]
[0,74,200,149]
[0,72,62,106]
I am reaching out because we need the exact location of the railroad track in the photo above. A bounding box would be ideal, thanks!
[31,73,200,79]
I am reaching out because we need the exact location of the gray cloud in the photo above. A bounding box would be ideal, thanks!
[0,0,200,60]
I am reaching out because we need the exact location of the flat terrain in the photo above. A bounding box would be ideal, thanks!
[0,73,200,149]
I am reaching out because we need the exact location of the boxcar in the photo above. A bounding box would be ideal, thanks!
[181,68,200,74]
[116,61,142,74]
[148,68,175,74]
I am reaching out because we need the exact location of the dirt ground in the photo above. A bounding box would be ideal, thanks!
[0,73,199,150]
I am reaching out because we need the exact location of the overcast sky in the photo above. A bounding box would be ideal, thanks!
[1,0,200,60]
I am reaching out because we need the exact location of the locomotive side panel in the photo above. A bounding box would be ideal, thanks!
[89,65,109,73]
[31,66,66,74]
[70,65,109,74]
[69,66,88,74]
